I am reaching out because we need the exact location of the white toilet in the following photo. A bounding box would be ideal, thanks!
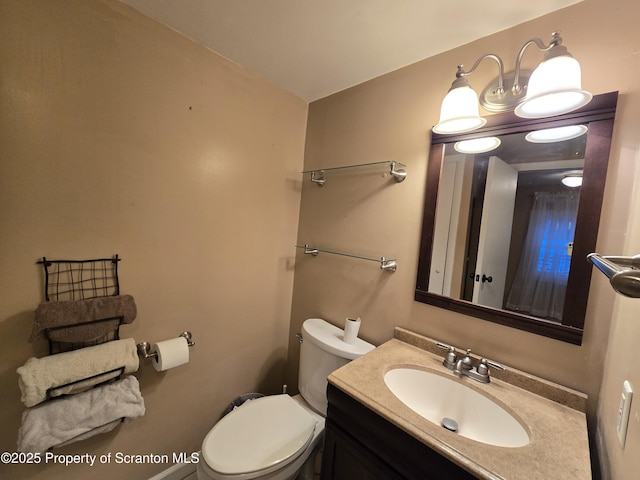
[197,318,375,480]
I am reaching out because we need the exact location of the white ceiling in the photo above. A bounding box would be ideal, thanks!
[119,0,582,102]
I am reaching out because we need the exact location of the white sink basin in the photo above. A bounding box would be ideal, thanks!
[384,367,530,447]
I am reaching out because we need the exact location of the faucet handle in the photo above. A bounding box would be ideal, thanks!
[478,358,505,376]
[436,341,454,352]
[436,342,458,368]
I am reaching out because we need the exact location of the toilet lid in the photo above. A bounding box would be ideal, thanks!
[202,394,316,476]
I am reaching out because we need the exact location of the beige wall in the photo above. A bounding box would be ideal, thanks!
[288,0,640,478]
[597,147,640,477]
[0,1,307,479]
[3,0,640,479]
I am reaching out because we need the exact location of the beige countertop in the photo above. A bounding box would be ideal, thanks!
[327,328,591,480]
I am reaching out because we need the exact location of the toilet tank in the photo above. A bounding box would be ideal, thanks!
[298,318,375,415]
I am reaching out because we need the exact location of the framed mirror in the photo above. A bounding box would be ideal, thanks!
[415,92,618,345]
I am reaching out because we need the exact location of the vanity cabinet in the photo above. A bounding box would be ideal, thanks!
[321,383,477,480]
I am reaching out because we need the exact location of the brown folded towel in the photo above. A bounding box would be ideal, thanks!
[29,295,137,343]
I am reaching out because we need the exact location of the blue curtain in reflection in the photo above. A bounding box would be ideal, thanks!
[506,191,580,321]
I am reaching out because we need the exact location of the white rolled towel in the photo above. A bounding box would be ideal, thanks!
[17,375,145,453]
[16,338,139,408]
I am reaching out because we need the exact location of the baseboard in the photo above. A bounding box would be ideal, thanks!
[148,461,197,480]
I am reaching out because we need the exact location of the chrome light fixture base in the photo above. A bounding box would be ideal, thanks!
[479,71,531,113]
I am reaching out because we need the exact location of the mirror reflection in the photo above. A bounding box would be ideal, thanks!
[428,128,587,323]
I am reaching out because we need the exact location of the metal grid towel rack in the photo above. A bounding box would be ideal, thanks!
[36,255,123,353]
[38,255,121,301]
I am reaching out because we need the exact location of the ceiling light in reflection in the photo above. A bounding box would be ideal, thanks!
[562,174,583,188]
[454,136,501,154]
[525,124,588,143]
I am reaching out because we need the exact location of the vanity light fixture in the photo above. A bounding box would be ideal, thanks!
[433,32,592,134]
[561,174,583,188]
[525,124,588,143]
[453,136,501,154]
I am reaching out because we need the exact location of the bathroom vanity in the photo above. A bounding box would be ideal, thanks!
[321,328,591,479]
[322,383,477,479]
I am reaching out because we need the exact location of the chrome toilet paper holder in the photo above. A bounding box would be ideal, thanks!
[136,331,195,359]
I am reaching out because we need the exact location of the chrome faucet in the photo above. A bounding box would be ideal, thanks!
[454,349,474,375]
[436,343,505,383]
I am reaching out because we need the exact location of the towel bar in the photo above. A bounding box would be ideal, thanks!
[295,244,398,272]
[587,253,640,298]
[136,331,195,359]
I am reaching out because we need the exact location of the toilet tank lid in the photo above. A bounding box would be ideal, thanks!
[302,318,375,360]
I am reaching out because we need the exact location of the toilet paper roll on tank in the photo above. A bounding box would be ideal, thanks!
[151,336,190,371]
[343,317,361,345]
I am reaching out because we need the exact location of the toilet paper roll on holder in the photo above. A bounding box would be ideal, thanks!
[137,331,195,359]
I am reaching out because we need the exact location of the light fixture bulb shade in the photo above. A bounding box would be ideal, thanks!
[433,85,487,134]
[515,55,592,118]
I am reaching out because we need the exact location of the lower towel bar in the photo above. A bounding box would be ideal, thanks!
[296,244,397,272]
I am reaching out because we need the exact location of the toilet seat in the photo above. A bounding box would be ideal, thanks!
[201,394,317,479]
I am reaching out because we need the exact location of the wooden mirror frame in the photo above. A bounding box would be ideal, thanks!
[415,92,618,345]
